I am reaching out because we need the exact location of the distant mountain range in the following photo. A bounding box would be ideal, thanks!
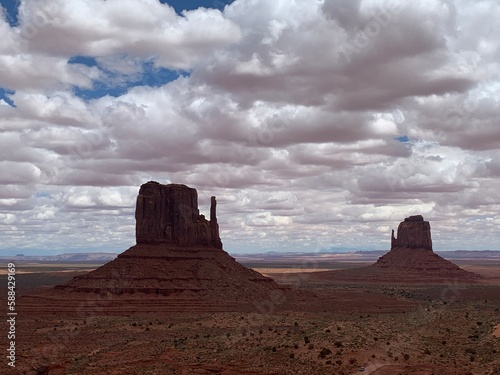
[0,252,119,262]
[1,250,498,264]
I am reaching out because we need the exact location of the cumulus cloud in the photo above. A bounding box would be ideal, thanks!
[0,0,499,254]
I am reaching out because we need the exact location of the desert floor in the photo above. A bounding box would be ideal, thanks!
[1,259,499,375]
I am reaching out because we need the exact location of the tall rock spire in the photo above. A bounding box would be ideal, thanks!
[210,196,223,249]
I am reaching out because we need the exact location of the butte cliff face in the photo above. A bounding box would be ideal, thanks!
[374,215,480,279]
[135,181,222,248]
[391,215,432,250]
[57,181,305,311]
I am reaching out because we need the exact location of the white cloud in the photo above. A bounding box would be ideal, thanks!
[0,0,499,253]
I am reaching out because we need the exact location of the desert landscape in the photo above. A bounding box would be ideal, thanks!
[2,1,500,374]
[1,182,499,375]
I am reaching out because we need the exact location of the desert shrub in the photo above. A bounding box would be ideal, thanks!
[304,336,310,344]
[319,348,332,358]
[403,354,410,361]
[289,353,294,359]
[334,341,343,348]
[272,346,276,352]
[335,359,342,365]
[349,358,357,364]
[424,348,431,355]
[308,343,314,350]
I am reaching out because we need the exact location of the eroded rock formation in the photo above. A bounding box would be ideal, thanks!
[374,215,480,279]
[391,215,432,250]
[55,181,307,310]
[135,181,222,248]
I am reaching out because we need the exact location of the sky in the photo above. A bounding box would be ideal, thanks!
[0,0,499,256]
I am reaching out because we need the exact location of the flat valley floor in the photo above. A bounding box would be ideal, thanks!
[1,259,499,375]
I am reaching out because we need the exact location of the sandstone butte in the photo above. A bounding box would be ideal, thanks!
[373,214,478,276]
[53,181,309,311]
[309,214,481,283]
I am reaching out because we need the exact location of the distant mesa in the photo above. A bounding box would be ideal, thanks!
[373,215,478,278]
[309,214,481,283]
[55,181,305,310]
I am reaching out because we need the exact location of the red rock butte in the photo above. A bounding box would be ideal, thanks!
[48,181,308,311]
[373,215,476,276]
[135,182,222,248]
[309,215,481,283]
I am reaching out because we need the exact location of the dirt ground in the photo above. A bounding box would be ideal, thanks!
[1,263,499,375]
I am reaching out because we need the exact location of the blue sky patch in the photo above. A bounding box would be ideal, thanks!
[0,0,19,26]
[161,0,236,14]
[68,55,98,67]
[69,58,189,99]
[395,135,409,143]
[0,87,15,107]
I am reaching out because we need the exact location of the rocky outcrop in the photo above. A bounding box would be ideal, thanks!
[56,181,309,310]
[135,181,222,248]
[373,215,480,279]
[391,215,432,250]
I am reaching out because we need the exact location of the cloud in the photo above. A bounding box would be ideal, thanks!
[18,0,241,68]
[0,0,499,253]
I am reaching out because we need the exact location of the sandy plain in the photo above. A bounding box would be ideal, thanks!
[1,258,499,375]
